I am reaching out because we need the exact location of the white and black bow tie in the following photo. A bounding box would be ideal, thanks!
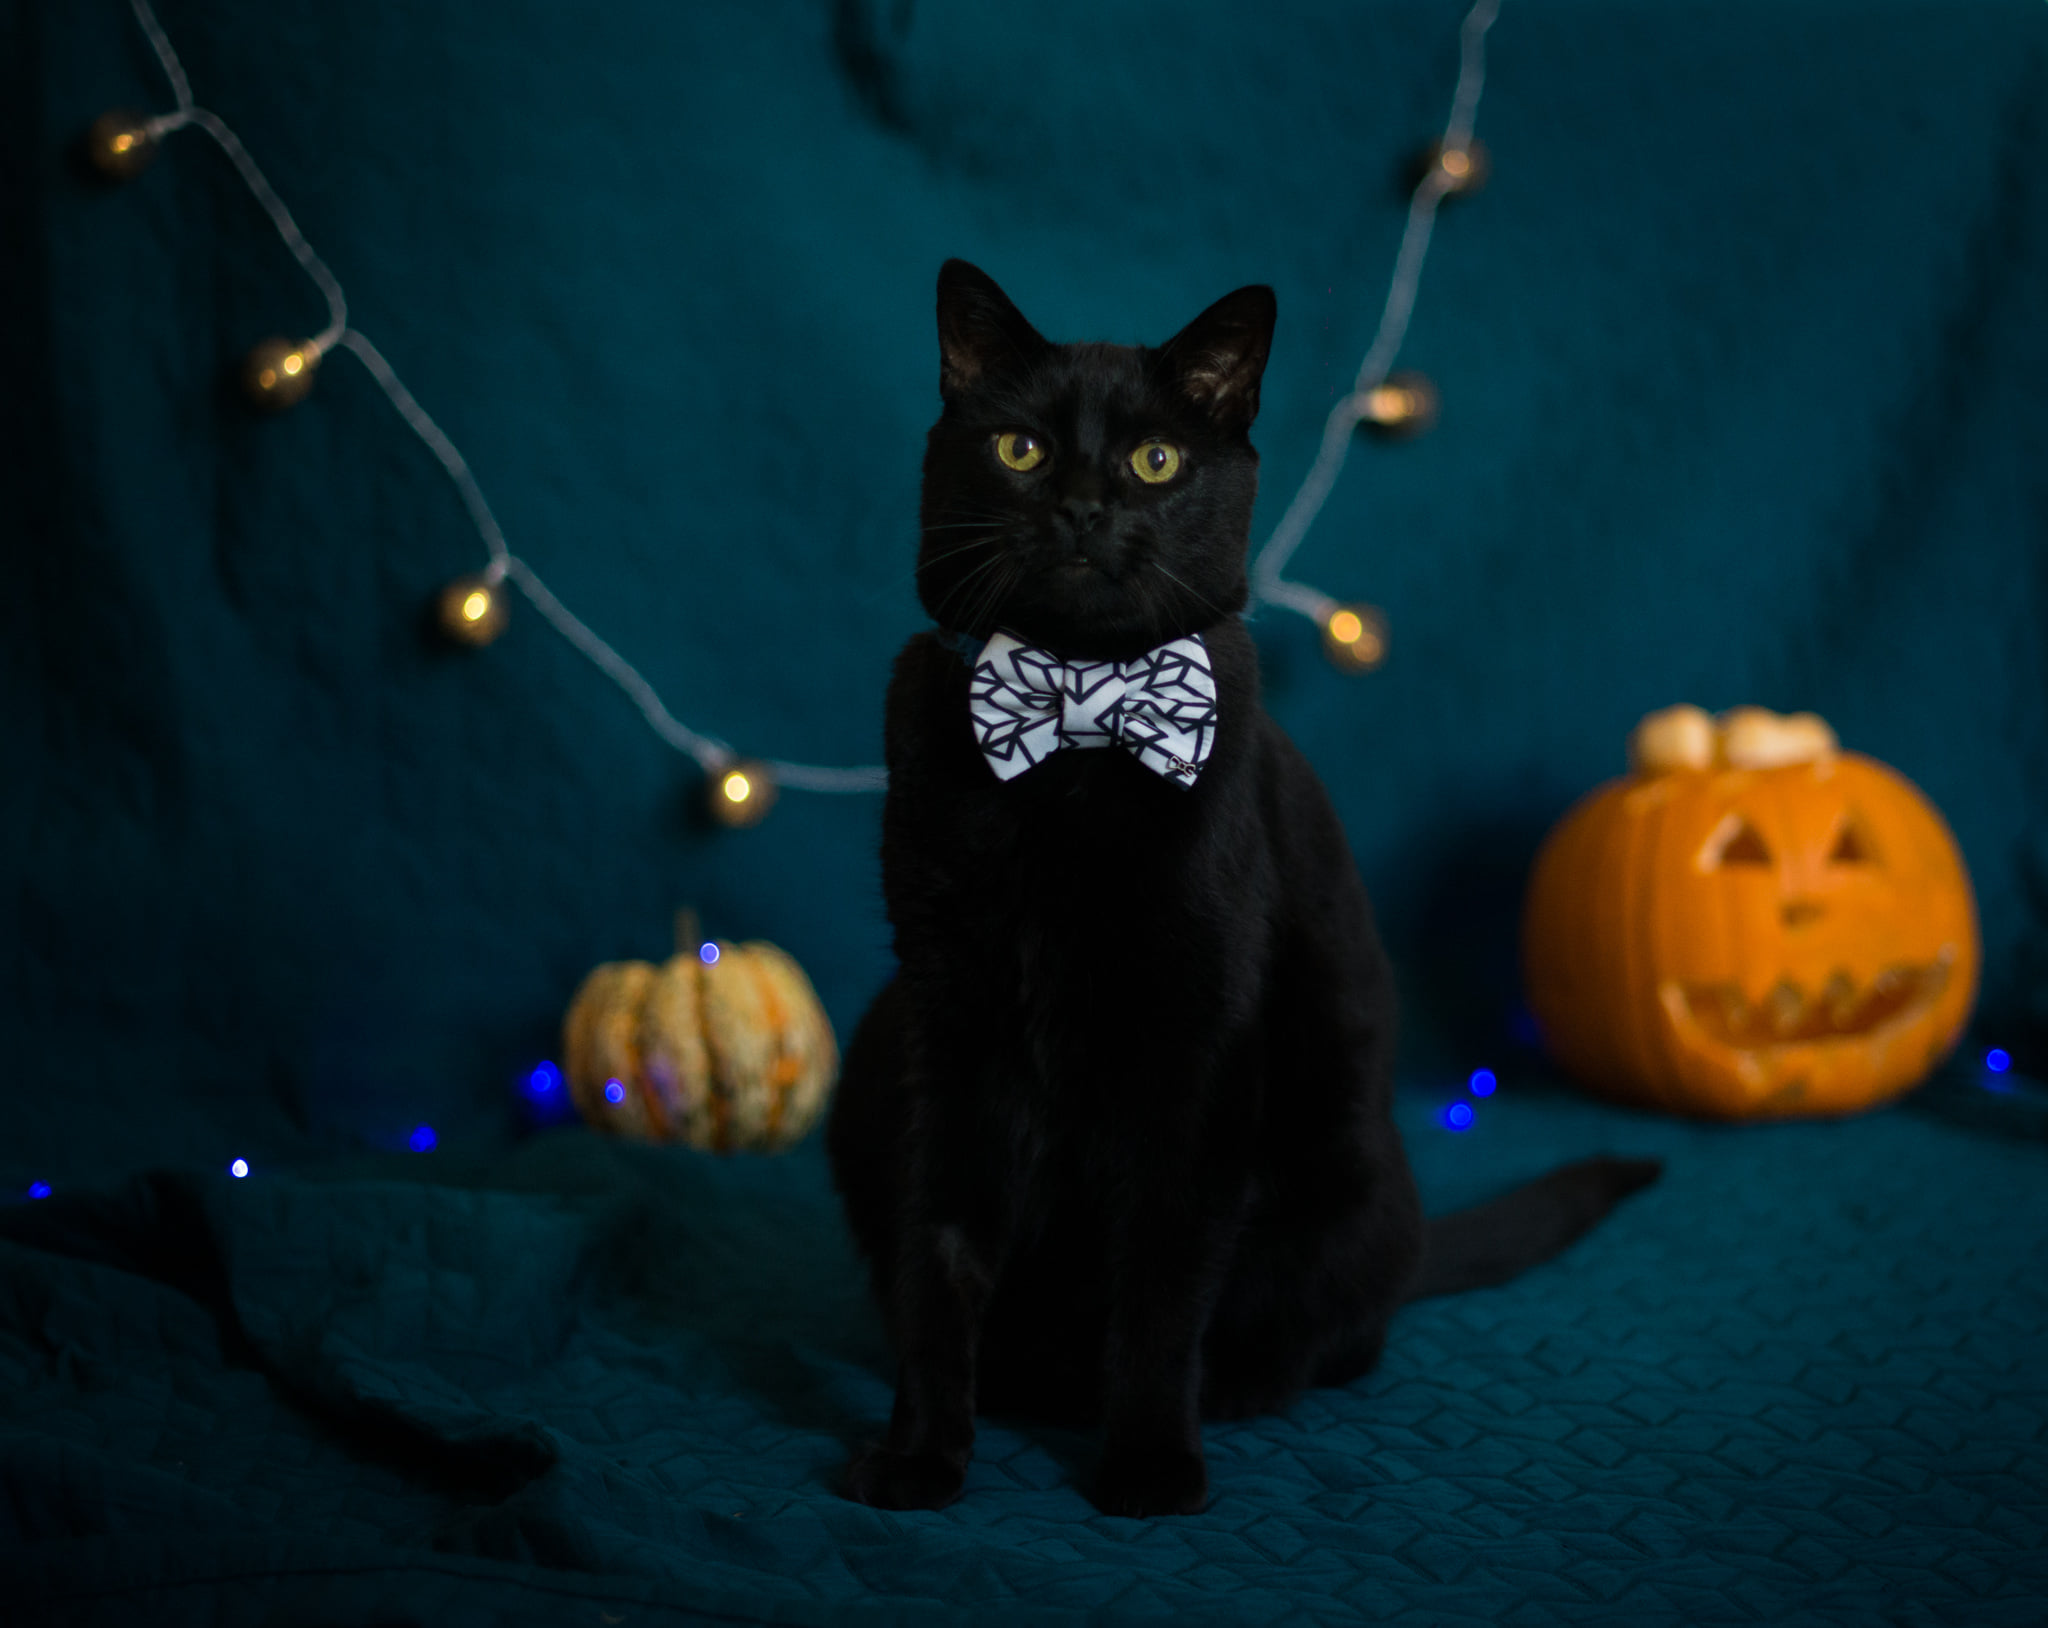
[964,630,1220,788]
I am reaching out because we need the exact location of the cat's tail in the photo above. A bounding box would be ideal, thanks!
[1404,1156,1662,1303]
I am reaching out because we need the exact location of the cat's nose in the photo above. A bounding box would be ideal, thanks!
[1060,496,1106,537]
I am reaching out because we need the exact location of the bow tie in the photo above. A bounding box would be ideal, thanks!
[964,630,1220,788]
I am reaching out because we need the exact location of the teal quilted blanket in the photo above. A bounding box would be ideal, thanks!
[7,1076,2046,1624]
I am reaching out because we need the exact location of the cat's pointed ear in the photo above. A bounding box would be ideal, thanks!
[936,259,1049,401]
[1159,285,1277,431]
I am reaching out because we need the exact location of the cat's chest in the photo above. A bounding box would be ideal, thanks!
[962,753,1194,913]
[932,754,1240,1038]
[884,631,1264,993]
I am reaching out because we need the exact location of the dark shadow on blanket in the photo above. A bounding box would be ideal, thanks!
[1900,1062,2048,1142]
[0,1173,556,1509]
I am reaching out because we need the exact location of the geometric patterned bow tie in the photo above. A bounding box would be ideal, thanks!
[966,629,1220,789]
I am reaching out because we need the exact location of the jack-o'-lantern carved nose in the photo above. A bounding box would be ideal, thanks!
[1781,898,1825,929]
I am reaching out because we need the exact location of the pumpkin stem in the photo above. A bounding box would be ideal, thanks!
[674,906,703,957]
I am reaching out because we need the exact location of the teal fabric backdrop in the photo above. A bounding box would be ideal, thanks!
[6,0,2046,1175]
[5,2,2048,1622]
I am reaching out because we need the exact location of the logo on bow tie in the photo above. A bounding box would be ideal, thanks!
[966,630,1220,788]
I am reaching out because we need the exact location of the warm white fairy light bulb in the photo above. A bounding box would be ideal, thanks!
[709,762,778,828]
[1354,372,1440,439]
[82,109,160,180]
[242,336,322,410]
[1322,604,1390,673]
[437,572,510,646]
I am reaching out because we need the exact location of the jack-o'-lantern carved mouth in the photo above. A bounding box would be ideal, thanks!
[1666,950,1955,1049]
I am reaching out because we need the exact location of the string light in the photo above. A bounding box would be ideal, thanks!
[99,0,1497,786]
[1321,603,1390,673]
[1420,138,1490,197]
[1987,1048,2012,1074]
[241,335,322,410]
[1251,0,1502,667]
[26,1182,52,1201]
[1354,371,1441,440]
[93,0,887,824]
[520,1059,578,1127]
[229,1158,250,1178]
[1468,1068,1498,1097]
[436,570,511,647]
[408,1125,438,1152]
[708,762,778,828]
[1443,1101,1476,1132]
[82,109,159,180]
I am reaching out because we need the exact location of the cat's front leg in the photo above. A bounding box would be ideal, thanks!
[1093,1159,1245,1518]
[845,1101,1008,1511]
[846,1223,993,1510]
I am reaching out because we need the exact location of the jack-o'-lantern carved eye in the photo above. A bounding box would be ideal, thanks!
[1829,816,1878,866]
[1704,815,1772,869]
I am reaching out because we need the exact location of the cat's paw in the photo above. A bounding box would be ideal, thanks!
[844,1445,968,1511]
[1091,1443,1209,1518]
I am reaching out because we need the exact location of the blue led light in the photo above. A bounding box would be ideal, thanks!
[604,1079,626,1105]
[1986,1048,2012,1074]
[27,1182,51,1201]
[1444,1102,1475,1131]
[409,1125,438,1153]
[519,1058,577,1128]
[229,1158,250,1179]
[1468,1068,1498,1098]
[699,942,721,965]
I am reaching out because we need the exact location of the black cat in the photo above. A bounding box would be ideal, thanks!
[826,260,1657,1519]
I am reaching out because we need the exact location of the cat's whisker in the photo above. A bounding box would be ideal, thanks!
[934,550,1013,628]
[937,553,1010,637]
[861,534,1006,606]
[961,559,1024,639]
[920,534,1004,569]
[1150,562,1232,623]
[938,548,1008,598]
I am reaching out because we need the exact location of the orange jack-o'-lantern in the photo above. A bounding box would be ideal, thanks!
[1522,705,1979,1120]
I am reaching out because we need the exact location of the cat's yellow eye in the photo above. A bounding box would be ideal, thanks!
[995,432,1046,472]
[1129,440,1183,485]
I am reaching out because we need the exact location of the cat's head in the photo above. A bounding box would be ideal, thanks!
[918,260,1275,661]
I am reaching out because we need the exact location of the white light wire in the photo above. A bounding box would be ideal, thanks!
[125,0,887,794]
[124,0,1491,777]
[1250,0,1501,626]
